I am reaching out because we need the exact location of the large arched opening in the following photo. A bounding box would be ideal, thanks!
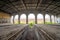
[28,13,35,24]
[37,14,43,24]
[51,15,54,23]
[20,14,26,24]
[10,16,13,24]
[55,16,57,23]
[45,14,50,24]
[14,15,18,24]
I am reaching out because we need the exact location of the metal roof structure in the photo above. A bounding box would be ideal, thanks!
[0,0,60,15]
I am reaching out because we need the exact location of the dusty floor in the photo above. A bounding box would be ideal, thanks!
[0,24,27,40]
[37,24,60,40]
[0,24,60,40]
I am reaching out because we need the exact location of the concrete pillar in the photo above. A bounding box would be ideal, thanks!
[13,15,15,24]
[54,15,56,23]
[18,15,20,24]
[35,14,37,24]
[26,14,28,24]
[43,14,45,24]
[50,14,52,24]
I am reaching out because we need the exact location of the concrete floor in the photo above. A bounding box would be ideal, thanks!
[37,24,60,40]
[0,24,60,40]
[0,24,27,40]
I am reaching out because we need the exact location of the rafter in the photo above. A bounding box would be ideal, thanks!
[0,8,12,15]
[8,0,20,12]
[43,1,54,11]
[21,0,27,10]
[0,0,20,14]
[0,0,60,15]
[48,3,60,14]
[36,0,42,9]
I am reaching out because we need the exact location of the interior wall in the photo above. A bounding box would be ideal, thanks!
[0,12,11,24]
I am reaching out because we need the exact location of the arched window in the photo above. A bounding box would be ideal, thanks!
[28,13,35,24]
[10,16,13,24]
[14,15,18,24]
[45,14,50,24]
[20,14,26,24]
[37,14,43,24]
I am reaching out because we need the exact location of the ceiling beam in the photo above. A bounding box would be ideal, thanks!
[0,0,19,14]
[50,7,58,12]
[21,0,27,10]
[0,9,12,15]
[36,0,42,9]
[8,0,20,12]
[48,2,60,14]
[43,1,54,11]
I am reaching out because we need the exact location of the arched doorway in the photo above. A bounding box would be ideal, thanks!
[37,14,43,24]
[20,14,26,24]
[28,13,35,24]
[14,15,18,24]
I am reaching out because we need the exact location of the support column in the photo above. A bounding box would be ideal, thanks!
[43,14,45,24]
[35,14,37,24]
[18,14,20,24]
[50,14,52,24]
[54,15,56,23]
[26,14,28,24]
[13,15,15,24]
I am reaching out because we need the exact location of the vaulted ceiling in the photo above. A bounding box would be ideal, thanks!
[0,0,60,15]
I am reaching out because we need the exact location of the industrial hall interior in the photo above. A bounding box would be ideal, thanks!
[0,0,60,40]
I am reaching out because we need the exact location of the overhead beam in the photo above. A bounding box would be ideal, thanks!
[21,0,27,10]
[36,0,42,9]
[48,5,60,14]
[8,0,20,12]
[0,9,12,15]
[1,0,19,14]
[43,1,54,11]
[50,2,60,12]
